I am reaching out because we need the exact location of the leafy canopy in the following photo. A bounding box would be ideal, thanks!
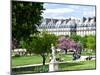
[12,1,44,48]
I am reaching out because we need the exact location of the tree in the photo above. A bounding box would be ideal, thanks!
[86,35,96,51]
[22,32,57,65]
[70,34,82,42]
[20,39,33,56]
[80,36,87,50]
[70,34,88,50]
[58,36,71,51]
[12,1,44,49]
[58,36,82,53]
[58,36,82,60]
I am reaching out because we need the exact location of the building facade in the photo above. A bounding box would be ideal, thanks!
[38,17,96,36]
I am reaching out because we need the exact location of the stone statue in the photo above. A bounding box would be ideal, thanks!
[49,44,58,72]
[51,44,56,62]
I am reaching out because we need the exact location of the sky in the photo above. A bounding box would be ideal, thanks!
[42,3,96,19]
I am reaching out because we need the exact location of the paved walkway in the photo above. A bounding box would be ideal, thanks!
[74,55,96,62]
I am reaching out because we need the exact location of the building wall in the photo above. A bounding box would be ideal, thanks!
[38,17,96,36]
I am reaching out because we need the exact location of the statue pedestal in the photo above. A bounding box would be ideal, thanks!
[49,59,58,72]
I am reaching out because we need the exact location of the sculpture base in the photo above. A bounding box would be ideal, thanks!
[49,59,58,72]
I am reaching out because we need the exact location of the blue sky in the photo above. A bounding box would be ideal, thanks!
[42,3,96,19]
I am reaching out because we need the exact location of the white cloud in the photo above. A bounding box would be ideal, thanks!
[43,8,74,14]
[83,11,95,17]
[42,8,74,19]
[47,16,67,19]
[42,13,65,19]
[68,5,80,9]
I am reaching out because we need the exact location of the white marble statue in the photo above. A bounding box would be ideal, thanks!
[49,44,58,72]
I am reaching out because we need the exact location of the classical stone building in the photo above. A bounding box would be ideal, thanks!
[38,17,96,36]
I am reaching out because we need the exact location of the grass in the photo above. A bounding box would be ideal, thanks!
[12,52,96,74]
[59,60,96,71]
[12,55,44,67]
[12,52,96,67]
[12,60,96,74]
[81,51,96,56]
[12,54,73,67]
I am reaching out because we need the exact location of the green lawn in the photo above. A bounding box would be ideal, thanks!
[12,55,44,67]
[12,54,73,67]
[81,51,96,56]
[12,60,96,74]
[12,52,95,67]
[12,54,96,74]
[59,60,96,71]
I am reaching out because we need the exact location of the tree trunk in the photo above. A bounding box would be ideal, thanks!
[65,49,67,54]
[29,52,31,56]
[41,55,46,65]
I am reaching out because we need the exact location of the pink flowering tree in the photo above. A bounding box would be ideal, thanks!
[57,36,82,60]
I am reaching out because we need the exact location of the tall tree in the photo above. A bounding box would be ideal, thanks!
[21,32,57,65]
[12,1,44,49]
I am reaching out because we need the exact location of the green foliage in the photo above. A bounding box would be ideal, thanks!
[12,1,44,48]
[69,34,96,51]
[20,39,32,54]
[80,36,87,49]
[30,32,57,54]
[13,54,20,58]
[21,32,57,65]
[86,35,96,50]
[70,34,82,42]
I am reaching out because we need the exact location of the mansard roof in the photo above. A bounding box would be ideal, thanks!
[39,17,96,28]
